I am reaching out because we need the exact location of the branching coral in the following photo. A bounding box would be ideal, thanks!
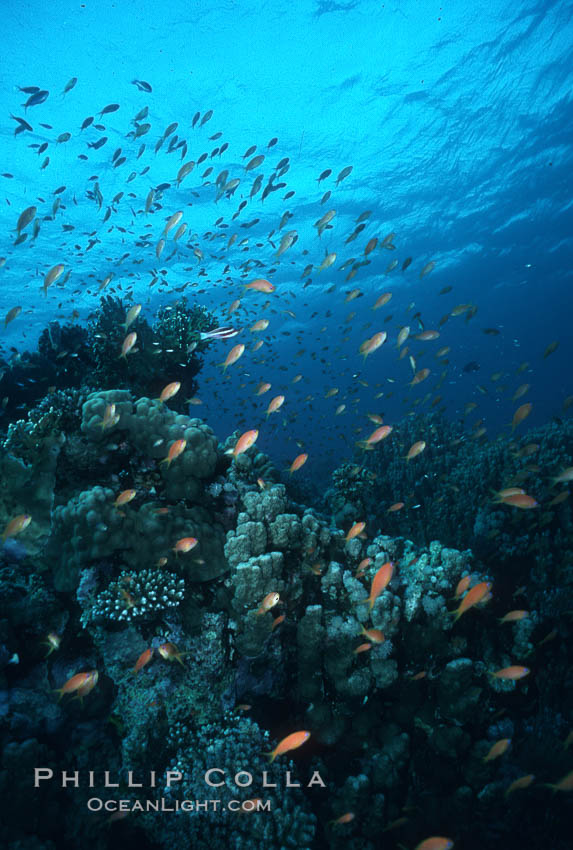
[85,568,185,623]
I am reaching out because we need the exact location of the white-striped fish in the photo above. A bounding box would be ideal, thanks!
[200,326,239,341]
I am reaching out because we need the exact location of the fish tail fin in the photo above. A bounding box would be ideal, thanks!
[262,751,276,763]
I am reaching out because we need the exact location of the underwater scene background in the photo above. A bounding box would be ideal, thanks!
[1,0,572,848]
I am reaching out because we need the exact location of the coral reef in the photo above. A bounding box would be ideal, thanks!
[141,713,318,849]
[84,568,185,623]
[327,413,573,574]
[0,384,571,850]
[86,295,215,407]
[0,406,64,556]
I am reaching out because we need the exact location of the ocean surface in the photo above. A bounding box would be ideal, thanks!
[1,1,572,849]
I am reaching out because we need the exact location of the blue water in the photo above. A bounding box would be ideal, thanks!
[2,0,573,480]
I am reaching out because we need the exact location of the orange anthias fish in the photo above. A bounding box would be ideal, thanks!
[99,403,119,430]
[133,648,154,673]
[263,730,311,762]
[43,263,65,296]
[345,521,365,541]
[499,610,529,623]
[5,305,22,327]
[244,278,275,293]
[360,625,385,643]
[504,774,535,796]
[124,303,142,331]
[415,839,454,850]
[372,292,392,310]
[489,665,530,680]
[451,580,492,622]
[220,343,245,372]
[406,440,426,461]
[157,381,181,403]
[114,489,136,508]
[227,429,259,457]
[492,487,526,503]
[54,671,98,701]
[162,210,183,237]
[453,575,471,600]
[271,614,286,631]
[41,632,61,657]
[359,331,387,360]
[511,402,532,431]
[361,561,394,610]
[548,491,569,507]
[545,769,573,792]
[551,466,573,485]
[256,592,280,616]
[329,812,355,825]
[160,439,187,467]
[119,331,138,359]
[251,319,270,332]
[357,424,393,450]
[289,453,308,474]
[2,513,32,541]
[483,738,511,762]
[500,493,538,509]
[356,557,371,576]
[414,330,440,341]
[236,798,264,813]
[173,536,198,554]
[158,642,186,666]
[419,260,436,279]
[265,395,285,416]
[75,671,99,699]
[410,368,430,386]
